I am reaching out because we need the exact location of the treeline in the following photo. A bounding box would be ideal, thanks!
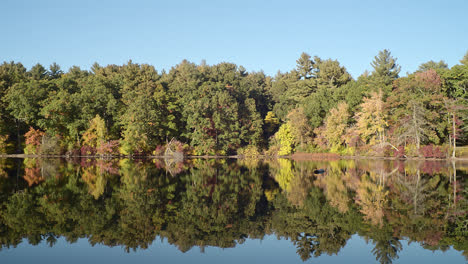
[0,159,466,263]
[0,50,467,157]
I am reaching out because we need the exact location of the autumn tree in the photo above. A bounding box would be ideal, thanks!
[315,102,350,151]
[24,127,45,154]
[274,123,295,156]
[355,90,388,148]
[286,107,311,149]
[82,115,108,149]
[264,111,280,139]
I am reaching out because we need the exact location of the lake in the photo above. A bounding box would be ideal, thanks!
[0,158,466,263]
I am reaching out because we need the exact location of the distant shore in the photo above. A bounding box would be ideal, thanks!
[1,153,467,161]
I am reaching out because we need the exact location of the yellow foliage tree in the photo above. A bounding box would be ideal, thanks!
[82,115,108,148]
[355,90,388,147]
[286,107,312,149]
[275,123,295,156]
[323,102,350,149]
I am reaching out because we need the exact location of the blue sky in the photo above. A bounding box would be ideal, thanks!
[1,0,467,78]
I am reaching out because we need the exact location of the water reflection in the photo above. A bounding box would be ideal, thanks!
[0,158,466,263]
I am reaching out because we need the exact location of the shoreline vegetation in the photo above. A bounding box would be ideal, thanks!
[1,153,467,162]
[0,50,467,159]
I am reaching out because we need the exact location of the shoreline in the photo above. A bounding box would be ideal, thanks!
[0,153,467,161]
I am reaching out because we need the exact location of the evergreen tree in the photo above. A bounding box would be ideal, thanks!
[460,50,468,66]
[296,52,315,80]
[315,57,351,88]
[29,63,48,80]
[418,60,448,72]
[370,49,401,80]
[48,62,63,79]
[369,49,401,96]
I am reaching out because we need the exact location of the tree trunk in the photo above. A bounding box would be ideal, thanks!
[413,104,420,150]
[452,160,456,206]
[452,112,456,159]
[448,110,452,158]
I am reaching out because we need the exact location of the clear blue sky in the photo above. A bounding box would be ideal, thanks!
[1,0,467,78]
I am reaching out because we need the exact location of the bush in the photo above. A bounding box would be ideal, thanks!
[264,145,280,157]
[80,145,96,156]
[237,145,260,157]
[404,144,419,157]
[329,145,342,154]
[153,139,190,157]
[0,135,13,154]
[420,144,447,159]
[339,147,356,156]
[24,127,45,154]
[456,146,468,158]
[96,140,120,156]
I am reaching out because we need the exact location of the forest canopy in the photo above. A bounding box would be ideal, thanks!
[0,50,467,157]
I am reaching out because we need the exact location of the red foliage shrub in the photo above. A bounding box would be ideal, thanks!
[96,140,119,155]
[420,145,447,159]
[80,145,96,156]
[393,146,405,158]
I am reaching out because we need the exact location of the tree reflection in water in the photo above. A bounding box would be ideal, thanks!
[0,158,466,263]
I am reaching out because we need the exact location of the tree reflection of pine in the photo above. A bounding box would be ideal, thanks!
[0,158,466,263]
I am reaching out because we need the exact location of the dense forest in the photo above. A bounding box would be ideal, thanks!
[0,158,466,263]
[0,50,467,157]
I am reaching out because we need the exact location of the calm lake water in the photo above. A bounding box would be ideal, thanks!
[0,158,466,263]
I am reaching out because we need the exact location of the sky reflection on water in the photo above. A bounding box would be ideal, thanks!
[0,235,465,264]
